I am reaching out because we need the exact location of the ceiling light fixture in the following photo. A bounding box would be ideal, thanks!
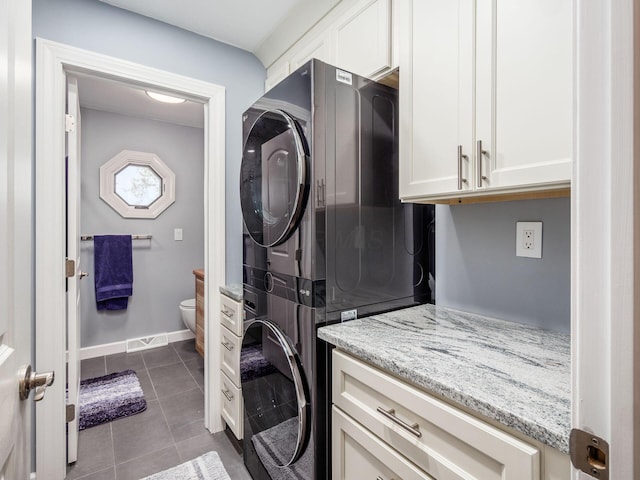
[146,90,187,104]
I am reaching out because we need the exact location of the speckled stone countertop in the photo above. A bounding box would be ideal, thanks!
[318,303,570,453]
[219,284,243,302]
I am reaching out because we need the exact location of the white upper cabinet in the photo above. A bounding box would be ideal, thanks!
[399,0,572,202]
[334,0,392,78]
[265,0,395,90]
[290,30,334,71]
[399,0,474,199]
[264,61,290,92]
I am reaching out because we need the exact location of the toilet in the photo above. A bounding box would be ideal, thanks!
[179,298,196,333]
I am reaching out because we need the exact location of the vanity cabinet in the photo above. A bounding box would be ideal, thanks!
[265,0,395,90]
[194,269,205,357]
[398,0,572,203]
[219,291,244,439]
[332,350,570,480]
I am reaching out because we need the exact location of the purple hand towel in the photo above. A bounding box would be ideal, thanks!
[94,235,133,310]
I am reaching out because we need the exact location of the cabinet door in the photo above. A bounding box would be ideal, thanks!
[265,61,290,91]
[335,0,392,78]
[399,0,474,201]
[290,31,334,71]
[475,0,572,191]
[333,407,434,480]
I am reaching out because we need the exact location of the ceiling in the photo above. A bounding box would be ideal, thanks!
[74,73,204,128]
[98,0,304,51]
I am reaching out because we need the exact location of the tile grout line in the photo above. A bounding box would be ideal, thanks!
[110,421,117,480]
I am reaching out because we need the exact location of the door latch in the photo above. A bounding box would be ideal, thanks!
[570,429,609,479]
[65,258,75,278]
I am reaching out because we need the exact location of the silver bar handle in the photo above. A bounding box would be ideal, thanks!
[221,307,234,318]
[477,140,488,186]
[222,388,234,401]
[222,340,234,351]
[457,145,468,190]
[376,406,422,438]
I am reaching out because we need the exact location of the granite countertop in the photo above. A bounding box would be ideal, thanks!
[318,303,571,453]
[219,283,243,302]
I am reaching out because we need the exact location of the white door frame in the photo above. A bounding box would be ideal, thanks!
[35,38,227,479]
[572,0,638,477]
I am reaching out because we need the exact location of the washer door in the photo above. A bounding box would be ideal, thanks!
[240,109,308,247]
[240,319,309,468]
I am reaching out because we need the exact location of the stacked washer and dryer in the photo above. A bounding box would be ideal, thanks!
[239,60,435,480]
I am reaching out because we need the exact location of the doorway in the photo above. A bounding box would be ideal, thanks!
[35,38,226,479]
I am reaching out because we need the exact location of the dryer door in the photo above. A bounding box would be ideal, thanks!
[240,109,308,247]
[240,319,310,470]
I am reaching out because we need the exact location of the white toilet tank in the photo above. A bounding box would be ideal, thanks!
[179,298,196,333]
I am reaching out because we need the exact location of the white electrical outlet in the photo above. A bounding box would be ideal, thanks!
[516,222,542,258]
[174,228,183,241]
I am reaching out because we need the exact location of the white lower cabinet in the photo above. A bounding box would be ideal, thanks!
[219,292,244,439]
[333,406,434,480]
[220,371,243,439]
[331,350,570,480]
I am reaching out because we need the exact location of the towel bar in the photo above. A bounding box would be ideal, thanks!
[80,234,152,241]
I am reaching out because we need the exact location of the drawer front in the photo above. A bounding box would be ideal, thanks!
[220,325,241,386]
[220,371,243,439]
[333,350,540,480]
[333,406,434,480]
[220,294,243,336]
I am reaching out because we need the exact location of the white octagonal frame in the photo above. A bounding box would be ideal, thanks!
[100,149,175,218]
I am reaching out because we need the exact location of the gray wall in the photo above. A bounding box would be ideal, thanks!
[33,0,266,285]
[435,198,571,332]
[80,108,204,347]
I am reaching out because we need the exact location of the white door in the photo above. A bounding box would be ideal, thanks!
[0,0,33,478]
[572,0,637,478]
[66,75,82,464]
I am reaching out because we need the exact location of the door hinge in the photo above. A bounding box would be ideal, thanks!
[65,114,76,133]
[570,429,609,479]
[65,258,75,278]
[66,404,75,423]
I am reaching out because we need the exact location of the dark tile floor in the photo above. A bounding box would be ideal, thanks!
[67,339,252,480]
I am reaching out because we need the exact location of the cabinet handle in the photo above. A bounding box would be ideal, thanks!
[222,307,234,318]
[222,340,234,351]
[476,140,488,186]
[376,406,422,438]
[222,388,234,401]
[377,477,396,480]
[457,145,468,191]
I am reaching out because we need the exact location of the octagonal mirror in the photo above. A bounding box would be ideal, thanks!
[100,150,175,219]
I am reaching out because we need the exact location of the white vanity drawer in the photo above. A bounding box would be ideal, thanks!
[220,371,243,439]
[332,350,540,480]
[220,325,241,387]
[220,294,243,336]
[333,406,434,480]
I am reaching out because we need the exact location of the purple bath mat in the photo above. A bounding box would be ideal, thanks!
[78,369,146,430]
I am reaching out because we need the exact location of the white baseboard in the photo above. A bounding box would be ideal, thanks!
[78,329,195,360]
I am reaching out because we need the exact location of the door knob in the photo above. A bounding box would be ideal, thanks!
[18,365,55,401]
[79,271,89,278]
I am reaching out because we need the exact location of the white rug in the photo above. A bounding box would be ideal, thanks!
[140,451,231,480]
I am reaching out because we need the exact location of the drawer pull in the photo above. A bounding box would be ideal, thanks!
[222,388,234,401]
[222,307,234,318]
[376,406,422,438]
[222,340,234,351]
